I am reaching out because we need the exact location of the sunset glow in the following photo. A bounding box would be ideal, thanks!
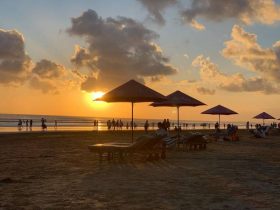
[2,2,280,209]
[0,0,280,121]
[91,91,105,101]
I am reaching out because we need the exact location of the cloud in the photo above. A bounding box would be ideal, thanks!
[192,55,280,94]
[197,87,215,95]
[137,0,177,25]
[181,0,280,30]
[29,75,58,94]
[29,59,67,93]
[0,28,74,94]
[192,24,280,94]
[190,20,205,31]
[32,59,66,79]
[68,9,177,92]
[220,75,280,94]
[0,29,31,84]
[222,25,280,83]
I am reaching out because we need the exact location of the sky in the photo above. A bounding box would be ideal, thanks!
[1,0,280,122]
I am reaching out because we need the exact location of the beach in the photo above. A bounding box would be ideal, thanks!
[0,130,279,209]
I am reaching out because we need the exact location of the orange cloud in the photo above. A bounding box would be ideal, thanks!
[222,25,280,83]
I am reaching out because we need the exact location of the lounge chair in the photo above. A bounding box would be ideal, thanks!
[179,134,207,151]
[88,134,166,161]
[162,135,177,149]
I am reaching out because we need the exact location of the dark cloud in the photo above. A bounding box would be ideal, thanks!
[32,59,66,79]
[68,9,177,92]
[181,0,280,29]
[0,28,73,93]
[0,29,31,84]
[137,0,178,25]
[29,59,67,93]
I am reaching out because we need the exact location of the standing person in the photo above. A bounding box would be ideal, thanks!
[106,120,110,130]
[246,121,250,130]
[144,120,149,133]
[166,119,170,131]
[41,118,47,131]
[112,118,116,130]
[155,122,168,137]
[41,117,45,130]
[41,118,44,130]
[18,119,22,130]
[54,120,57,128]
[26,120,29,128]
[215,122,220,133]
[30,119,33,129]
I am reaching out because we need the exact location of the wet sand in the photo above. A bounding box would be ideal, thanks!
[0,130,279,209]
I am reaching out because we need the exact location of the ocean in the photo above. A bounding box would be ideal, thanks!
[0,113,249,133]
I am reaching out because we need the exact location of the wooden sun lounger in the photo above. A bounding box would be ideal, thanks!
[177,134,207,151]
[88,135,166,161]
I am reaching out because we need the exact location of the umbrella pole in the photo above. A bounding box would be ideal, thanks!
[131,102,134,143]
[177,106,180,139]
[263,119,264,126]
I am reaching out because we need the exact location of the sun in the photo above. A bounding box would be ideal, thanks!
[91,91,105,101]
[87,91,108,109]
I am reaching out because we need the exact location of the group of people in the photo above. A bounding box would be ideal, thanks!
[106,119,124,130]
[17,119,33,130]
[17,118,59,131]
[93,120,99,127]
[212,122,239,141]
[252,124,271,138]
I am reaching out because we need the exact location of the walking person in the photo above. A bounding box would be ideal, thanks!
[18,119,22,131]
[41,118,47,131]
[144,120,149,133]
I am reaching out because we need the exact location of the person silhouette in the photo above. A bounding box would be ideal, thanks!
[30,119,33,129]
[41,118,47,131]
[144,120,149,133]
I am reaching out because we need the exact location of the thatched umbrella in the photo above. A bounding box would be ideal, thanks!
[96,80,166,142]
[253,112,275,125]
[201,105,238,126]
[150,90,206,136]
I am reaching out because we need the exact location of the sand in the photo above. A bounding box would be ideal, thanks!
[0,130,279,209]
